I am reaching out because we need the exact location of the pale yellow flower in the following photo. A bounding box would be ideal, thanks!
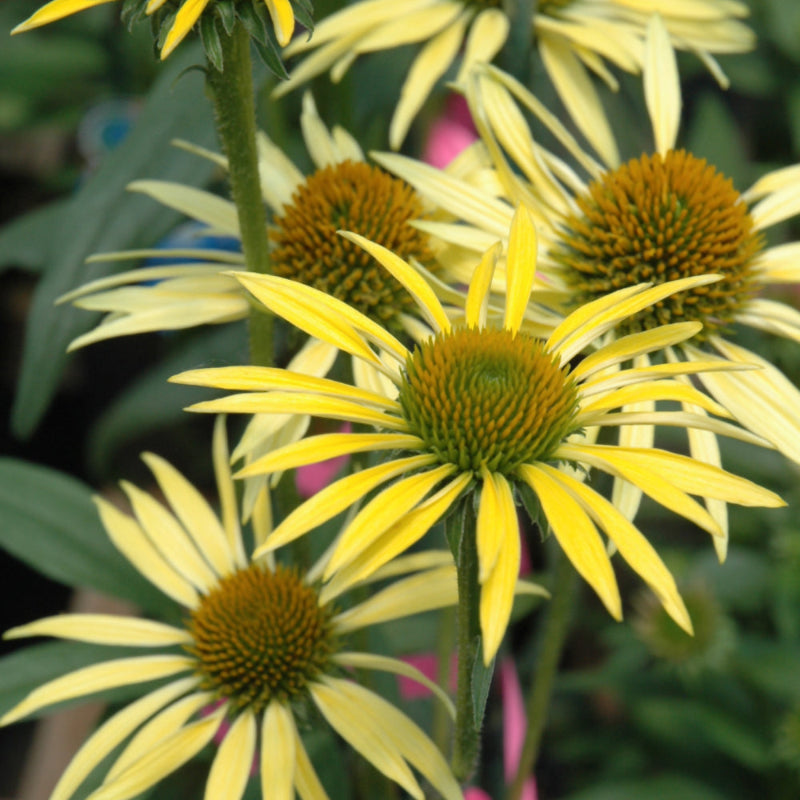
[1,418,463,800]
[380,17,800,559]
[173,207,784,664]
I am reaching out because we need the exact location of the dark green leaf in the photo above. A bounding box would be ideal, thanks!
[470,638,495,727]
[11,45,218,438]
[0,458,168,614]
[292,0,315,33]
[199,14,224,72]
[0,199,70,273]
[215,0,236,35]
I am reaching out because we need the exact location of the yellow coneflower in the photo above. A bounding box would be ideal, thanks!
[172,206,784,664]
[379,16,800,559]
[0,418,464,800]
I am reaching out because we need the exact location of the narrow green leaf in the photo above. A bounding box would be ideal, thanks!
[470,640,495,727]
[0,458,168,614]
[0,199,70,274]
[11,45,218,438]
[199,14,224,71]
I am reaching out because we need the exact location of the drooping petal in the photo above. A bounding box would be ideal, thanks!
[261,702,296,800]
[536,464,692,634]
[338,232,451,334]
[258,454,438,554]
[479,476,521,663]
[90,708,223,800]
[205,709,257,800]
[49,678,198,800]
[106,691,215,782]
[264,0,295,47]
[324,465,457,577]
[11,0,115,32]
[310,679,423,799]
[389,12,469,149]
[517,464,622,620]
[334,652,455,718]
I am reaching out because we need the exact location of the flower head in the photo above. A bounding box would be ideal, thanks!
[59,93,438,515]
[379,17,800,558]
[0,418,463,800]
[12,0,296,58]
[173,206,784,664]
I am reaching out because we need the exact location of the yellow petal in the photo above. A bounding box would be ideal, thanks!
[538,464,692,634]
[94,497,198,608]
[479,477,521,663]
[160,0,211,58]
[518,464,622,621]
[259,454,438,554]
[503,205,539,334]
[4,614,191,648]
[261,702,296,800]
[11,0,113,32]
[121,481,218,593]
[389,11,468,149]
[49,678,198,800]
[106,691,215,781]
[333,565,458,631]
[466,242,502,328]
[1,655,194,726]
[339,231,452,333]
[310,679,423,799]
[571,322,702,382]
[293,726,329,800]
[644,14,681,155]
[141,453,234,578]
[91,710,222,800]
[334,652,455,719]
[325,465,457,577]
[205,710,256,800]
[265,0,294,46]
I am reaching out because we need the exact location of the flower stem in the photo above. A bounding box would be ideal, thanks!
[206,25,273,367]
[450,497,484,783]
[508,546,576,800]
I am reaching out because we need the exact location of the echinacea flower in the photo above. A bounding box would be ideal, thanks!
[12,0,295,57]
[461,16,800,553]
[59,92,440,513]
[0,418,464,800]
[273,0,510,149]
[172,205,784,664]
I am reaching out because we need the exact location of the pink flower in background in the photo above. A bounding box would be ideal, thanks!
[423,94,479,168]
[295,422,352,498]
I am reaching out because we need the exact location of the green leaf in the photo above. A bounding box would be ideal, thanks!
[11,45,218,438]
[199,14,224,72]
[0,199,70,273]
[0,458,168,614]
[470,640,494,727]
[563,774,729,800]
[292,0,315,33]
[216,0,236,35]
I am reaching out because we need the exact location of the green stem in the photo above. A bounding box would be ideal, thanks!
[206,25,273,367]
[432,607,456,756]
[508,546,576,800]
[450,498,483,783]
